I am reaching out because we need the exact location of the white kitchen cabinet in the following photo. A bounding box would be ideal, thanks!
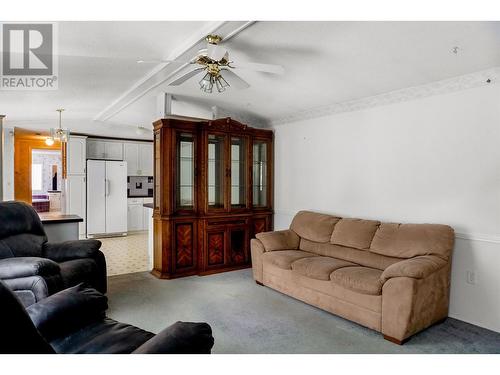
[127,202,143,231]
[142,207,150,231]
[123,142,153,176]
[105,142,123,160]
[124,143,139,175]
[87,139,123,160]
[87,139,105,159]
[128,198,144,232]
[67,175,86,236]
[139,143,154,176]
[127,197,152,232]
[66,135,87,236]
[142,198,153,231]
[68,136,87,174]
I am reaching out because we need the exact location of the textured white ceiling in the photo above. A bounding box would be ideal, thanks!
[2,21,500,138]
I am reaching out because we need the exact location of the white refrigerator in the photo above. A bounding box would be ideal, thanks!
[87,160,127,237]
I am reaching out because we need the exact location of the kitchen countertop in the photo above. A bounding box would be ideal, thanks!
[38,212,83,224]
[143,203,154,209]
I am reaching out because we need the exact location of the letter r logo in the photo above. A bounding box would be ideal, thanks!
[2,24,53,76]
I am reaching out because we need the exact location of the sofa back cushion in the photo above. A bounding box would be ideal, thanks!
[369,223,454,259]
[0,202,47,259]
[300,239,400,270]
[0,234,46,258]
[0,242,15,259]
[0,201,46,239]
[290,211,340,243]
[330,218,380,250]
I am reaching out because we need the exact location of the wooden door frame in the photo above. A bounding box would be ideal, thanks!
[14,133,62,204]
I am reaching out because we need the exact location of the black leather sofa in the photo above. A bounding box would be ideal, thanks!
[0,201,106,306]
[0,280,214,354]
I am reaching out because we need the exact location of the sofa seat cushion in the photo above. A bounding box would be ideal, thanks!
[330,266,383,295]
[291,256,357,280]
[262,250,317,270]
[262,266,383,321]
[299,239,400,270]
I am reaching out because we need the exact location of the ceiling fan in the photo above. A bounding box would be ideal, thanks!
[137,35,284,93]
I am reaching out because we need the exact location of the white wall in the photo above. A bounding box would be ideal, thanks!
[171,99,213,119]
[273,83,500,333]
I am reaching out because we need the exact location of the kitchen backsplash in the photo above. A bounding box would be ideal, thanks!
[127,176,153,197]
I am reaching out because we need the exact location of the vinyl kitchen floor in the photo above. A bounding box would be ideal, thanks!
[99,232,150,276]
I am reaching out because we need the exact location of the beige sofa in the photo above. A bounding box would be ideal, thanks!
[251,211,454,344]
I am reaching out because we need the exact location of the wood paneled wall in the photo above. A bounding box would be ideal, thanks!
[14,131,62,204]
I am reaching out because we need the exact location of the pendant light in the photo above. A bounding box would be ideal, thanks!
[47,108,70,144]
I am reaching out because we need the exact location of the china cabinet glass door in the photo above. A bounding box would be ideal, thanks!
[208,134,226,209]
[252,140,268,207]
[176,132,195,210]
[230,136,247,209]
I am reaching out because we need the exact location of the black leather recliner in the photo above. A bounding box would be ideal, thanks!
[0,280,214,354]
[0,201,106,306]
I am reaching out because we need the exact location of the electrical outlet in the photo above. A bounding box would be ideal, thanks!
[466,270,477,285]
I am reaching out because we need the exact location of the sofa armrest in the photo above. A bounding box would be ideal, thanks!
[255,229,300,252]
[132,321,214,354]
[26,283,108,341]
[43,240,102,262]
[381,262,451,342]
[0,257,60,279]
[381,255,447,283]
[250,239,265,283]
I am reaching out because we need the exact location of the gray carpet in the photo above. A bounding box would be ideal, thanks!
[107,269,500,354]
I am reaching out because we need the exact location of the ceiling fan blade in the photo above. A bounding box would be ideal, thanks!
[169,68,205,86]
[221,69,250,90]
[137,59,193,65]
[230,61,284,75]
[220,51,230,65]
[207,43,227,61]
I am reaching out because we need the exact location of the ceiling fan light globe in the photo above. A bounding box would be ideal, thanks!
[215,80,225,93]
[200,81,212,91]
[45,137,55,146]
[215,75,229,93]
[199,72,212,88]
[219,75,230,88]
[200,81,213,93]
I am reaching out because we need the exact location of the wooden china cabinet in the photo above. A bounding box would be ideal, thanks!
[152,116,273,279]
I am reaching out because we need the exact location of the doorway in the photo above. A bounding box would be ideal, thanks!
[13,129,63,209]
[31,149,63,213]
